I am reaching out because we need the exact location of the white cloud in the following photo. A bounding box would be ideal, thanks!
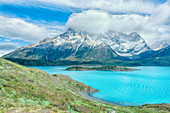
[0,0,160,14]
[4,39,11,41]
[0,50,11,57]
[67,10,150,34]
[37,0,158,14]
[149,1,170,25]
[67,10,113,33]
[0,43,18,57]
[0,0,169,45]
[0,43,17,50]
[66,1,170,44]
[0,16,61,42]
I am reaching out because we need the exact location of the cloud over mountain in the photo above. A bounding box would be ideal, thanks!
[0,0,169,46]
[66,10,150,34]
[66,1,170,44]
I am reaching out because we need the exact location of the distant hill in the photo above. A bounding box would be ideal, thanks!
[0,58,170,112]
[4,56,170,66]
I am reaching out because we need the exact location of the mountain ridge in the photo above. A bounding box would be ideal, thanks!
[4,28,155,61]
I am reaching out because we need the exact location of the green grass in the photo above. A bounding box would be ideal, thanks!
[0,58,169,113]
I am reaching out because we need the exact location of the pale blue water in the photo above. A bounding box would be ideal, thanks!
[30,66,170,106]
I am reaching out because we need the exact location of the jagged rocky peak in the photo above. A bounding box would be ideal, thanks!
[128,32,143,42]
[63,28,76,35]
[39,37,52,43]
[60,28,88,38]
[128,32,140,37]
[92,30,151,57]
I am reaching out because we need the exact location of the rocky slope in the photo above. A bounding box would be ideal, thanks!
[0,58,170,112]
[96,31,152,58]
[4,28,152,61]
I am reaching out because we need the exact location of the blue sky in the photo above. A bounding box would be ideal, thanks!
[0,0,169,56]
[0,4,72,24]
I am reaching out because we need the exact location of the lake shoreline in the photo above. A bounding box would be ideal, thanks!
[79,91,129,106]
[30,66,170,107]
[79,91,170,108]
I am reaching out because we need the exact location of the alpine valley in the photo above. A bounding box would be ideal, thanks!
[3,28,170,66]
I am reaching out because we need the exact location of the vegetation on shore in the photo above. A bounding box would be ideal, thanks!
[5,57,170,66]
[0,58,170,113]
[66,66,136,71]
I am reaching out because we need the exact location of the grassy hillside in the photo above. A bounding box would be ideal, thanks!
[0,58,169,113]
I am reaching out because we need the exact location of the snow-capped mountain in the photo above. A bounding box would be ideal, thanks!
[96,31,152,57]
[4,28,152,61]
[151,40,169,51]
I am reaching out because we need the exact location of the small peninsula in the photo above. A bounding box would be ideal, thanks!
[66,66,137,71]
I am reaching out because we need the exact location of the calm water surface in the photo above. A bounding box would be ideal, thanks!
[30,66,170,106]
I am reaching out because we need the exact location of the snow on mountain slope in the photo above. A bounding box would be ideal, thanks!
[4,28,152,60]
[96,31,152,57]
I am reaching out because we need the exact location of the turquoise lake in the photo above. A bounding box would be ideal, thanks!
[30,66,170,106]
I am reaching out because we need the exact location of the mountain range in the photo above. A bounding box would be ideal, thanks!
[3,28,170,62]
